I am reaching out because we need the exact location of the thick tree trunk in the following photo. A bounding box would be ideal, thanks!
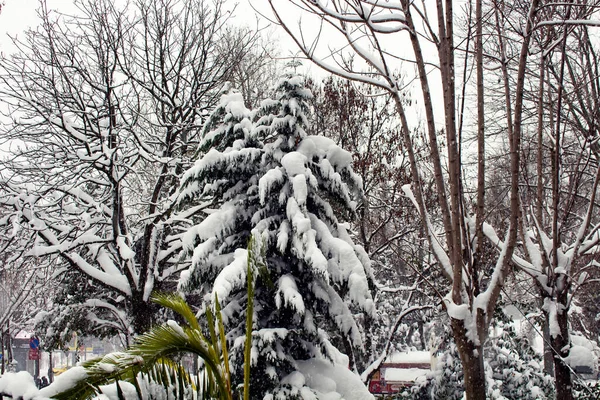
[451,319,486,400]
[131,296,156,338]
[542,317,555,376]
[553,351,573,400]
[548,292,573,400]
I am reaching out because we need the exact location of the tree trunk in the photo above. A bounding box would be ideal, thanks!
[131,296,156,337]
[48,351,54,383]
[452,319,486,399]
[542,316,555,376]
[553,351,573,400]
[6,321,12,367]
[0,330,3,400]
[549,292,573,400]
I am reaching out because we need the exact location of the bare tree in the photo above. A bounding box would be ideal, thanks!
[0,0,262,338]
[221,27,281,108]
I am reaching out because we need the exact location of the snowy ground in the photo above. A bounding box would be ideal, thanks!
[0,360,375,400]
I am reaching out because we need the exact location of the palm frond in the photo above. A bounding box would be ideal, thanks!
[53,296,230,400]
[151,292,201,332]
[53,236,264,400]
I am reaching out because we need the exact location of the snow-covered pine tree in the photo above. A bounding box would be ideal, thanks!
[178,76,375,398]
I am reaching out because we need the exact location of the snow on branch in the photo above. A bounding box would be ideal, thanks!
[443,293,478,345]
[308,0,407,33]
[69,253,132,296]
[84,298,130,332]
[401,184,452,280]
[324,283,363,347]
[480,221,550,293]
[535,19,600,29]
[310,214,374,314]
[13,208,134,296]
[210,248,249,305]
[276,274,306,315]
[267,0,397,91]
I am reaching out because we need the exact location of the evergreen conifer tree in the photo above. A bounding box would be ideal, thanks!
[178,76,374,398]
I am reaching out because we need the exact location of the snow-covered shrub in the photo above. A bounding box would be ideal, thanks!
[485,307,554,399]
[426,342,464,400]
[573,380,600,399]
[402,324,464,400]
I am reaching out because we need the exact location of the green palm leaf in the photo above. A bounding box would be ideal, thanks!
[53,296,231,400]
[52,236,263,400]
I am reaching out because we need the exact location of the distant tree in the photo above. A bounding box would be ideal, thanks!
[221,27,280,109]
[178,76,374,397]
[310,76,436,374]
[480,3,600,395]
[0,250,52,373]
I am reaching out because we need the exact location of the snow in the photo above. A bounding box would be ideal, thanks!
[276,274,306,315]
[296,358,375,400]
[309,215,374,314]
[297,136,353,170]
[444,295,470,321]
[444,294,479,345]
[225,93,251,119]
[564,345,596,369]
[566,335,599,370]
[325,285,363,346]
[281,370,306,388]
[292,174,308,206]
[116,236,135,260]
[259,167,284,205]
[281,151,308,176]
[277,220,291,253]
[97,248,122,276]
[0,371,42,400]
[69,253,132,296]
[84,299,129,332]
[572,334,598,350]
[96,362,117,373]
[287,197,312,235]
[167,320,186,337]
[14,329,33,339]
[387,351,431,364]
[182,205,238,249]
[190,236,218,268]
[210,248,248,304]
[0,368,97,400]
[523,228,543,273]
[39,366,89,398]
[384,367,429,382]
[542,298,561,338]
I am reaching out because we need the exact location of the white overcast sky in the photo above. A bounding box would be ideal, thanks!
[0,0,38,50]
[0,0,344,77]
[0,0,84,52]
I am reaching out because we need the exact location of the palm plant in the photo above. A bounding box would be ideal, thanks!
[52,237,261,400]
